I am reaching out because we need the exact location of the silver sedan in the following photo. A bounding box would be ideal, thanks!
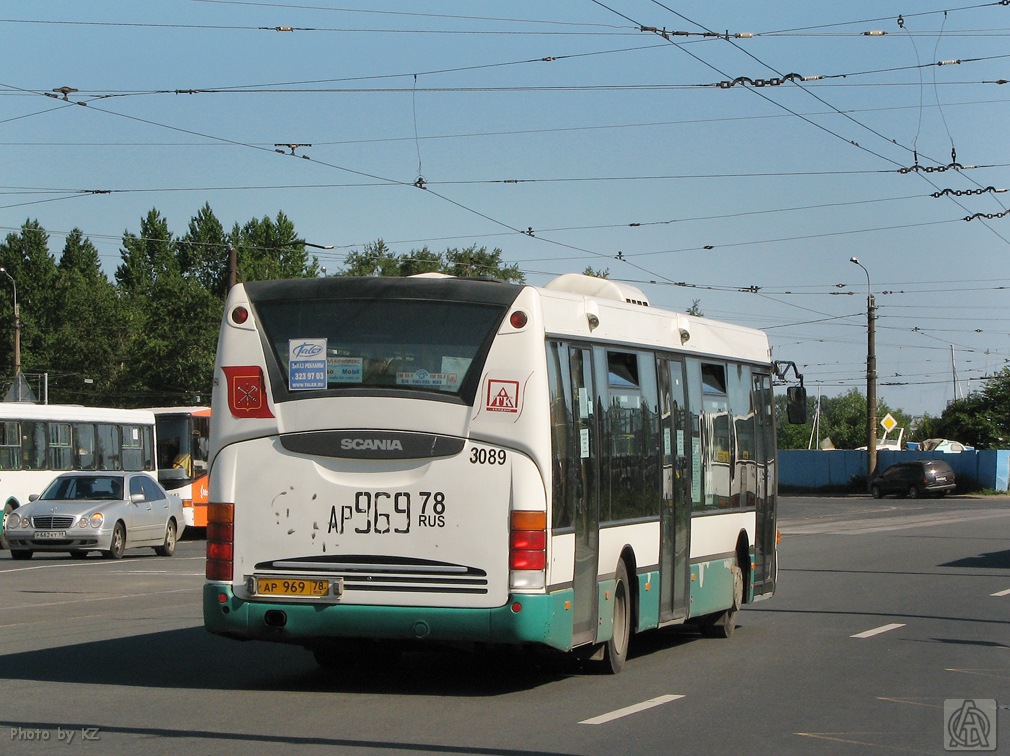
[4,471,185,560]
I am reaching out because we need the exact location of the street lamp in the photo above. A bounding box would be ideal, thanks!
[0,266,20,381]
[850,257,877,485]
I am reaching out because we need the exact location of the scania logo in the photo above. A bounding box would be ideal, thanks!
[340,438,404,451]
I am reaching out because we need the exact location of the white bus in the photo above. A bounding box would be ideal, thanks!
[0,404,156,549]
[150,407,211,529]
[204,273,805,672]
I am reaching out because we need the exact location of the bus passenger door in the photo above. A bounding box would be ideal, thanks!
[569,347,600,646]
[659,358,690,622]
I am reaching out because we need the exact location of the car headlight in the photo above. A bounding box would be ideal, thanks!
[6,513,20,529]
[77,517,90,528]
[89,512,104,528]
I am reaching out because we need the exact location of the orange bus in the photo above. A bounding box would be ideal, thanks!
[151,407,211,528]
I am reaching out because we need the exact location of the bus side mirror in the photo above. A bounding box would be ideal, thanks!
[786,386,807,424]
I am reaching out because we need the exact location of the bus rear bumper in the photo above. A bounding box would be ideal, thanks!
[203,584,575,651]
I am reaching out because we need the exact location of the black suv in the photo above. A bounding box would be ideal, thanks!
[870,460,956,499]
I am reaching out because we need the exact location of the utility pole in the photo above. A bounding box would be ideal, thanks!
[850,257,877,484]
[0,266,20,385]
[227,246,237,292]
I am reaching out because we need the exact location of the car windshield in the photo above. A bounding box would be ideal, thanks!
[42,476,124,501]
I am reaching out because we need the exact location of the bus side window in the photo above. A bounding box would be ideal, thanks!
[75,423,97,470]
[601,350,659,522]
[0,421,20,470]
[546,341,575,531]
[96,423,121,470]
[122,424,144,471]
[21,421,46,471]
[47,422,73,470]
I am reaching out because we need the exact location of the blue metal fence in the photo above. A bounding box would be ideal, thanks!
[779,449,1010,492]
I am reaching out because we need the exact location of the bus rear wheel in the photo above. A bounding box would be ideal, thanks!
[602,560,631,674]
[704,565,743,639]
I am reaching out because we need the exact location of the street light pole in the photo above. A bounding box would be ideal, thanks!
[850,257,877,485]
[0,266,20,382]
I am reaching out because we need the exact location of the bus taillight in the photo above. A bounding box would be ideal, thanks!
[510,510,547,590]
[206,503,235,582]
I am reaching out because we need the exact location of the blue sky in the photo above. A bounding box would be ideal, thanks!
[2,1,1010,420]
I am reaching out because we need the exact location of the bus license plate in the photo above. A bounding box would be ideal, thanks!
[256,578,330,597]
[36,531,66,539]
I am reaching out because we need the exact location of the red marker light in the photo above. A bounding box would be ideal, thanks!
[231,306,249,325]
[509,310,528,329]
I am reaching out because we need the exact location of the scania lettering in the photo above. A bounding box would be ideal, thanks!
[204,273,806,673]
[340,438,404,451]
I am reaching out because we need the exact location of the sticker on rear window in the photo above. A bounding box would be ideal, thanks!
[289,338,327,390]
[396,369,458,388]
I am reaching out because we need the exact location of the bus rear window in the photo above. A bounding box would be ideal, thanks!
[254,297,508,397]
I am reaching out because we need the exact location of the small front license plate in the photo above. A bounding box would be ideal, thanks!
[256,577,330,597]
[35,531,66,539]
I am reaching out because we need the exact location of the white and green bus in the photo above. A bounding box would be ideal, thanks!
[204,273,805,672]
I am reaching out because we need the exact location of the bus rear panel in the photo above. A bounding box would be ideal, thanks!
[204,277,569,650]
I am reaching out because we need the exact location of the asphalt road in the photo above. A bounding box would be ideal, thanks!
[2,495,1008,755]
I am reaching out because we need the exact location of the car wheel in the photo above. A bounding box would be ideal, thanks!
[10,549,32,560]
[103,522,126,559]
[907,485,920,499]
[155,520,177,557]
[1,502,13,550]
[871,485,882,499]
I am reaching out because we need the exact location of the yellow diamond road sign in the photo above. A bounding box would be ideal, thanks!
[881,413,897,433]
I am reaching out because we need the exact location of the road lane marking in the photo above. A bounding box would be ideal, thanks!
[0,556,205,574]
[851,623,905,639]
[2,587,197,614]
[991,588,1010,597]
[580,694,684,725]
[781,508,1010,536]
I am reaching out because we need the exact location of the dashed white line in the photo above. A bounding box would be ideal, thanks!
[580,694,685,725]
[851,623,905,639]
[991,588,1010,597]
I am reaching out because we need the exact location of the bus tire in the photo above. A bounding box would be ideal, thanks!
[602,560,632,674]
[11,549,32,560]
[103,522,126,560]
[69,550,89,559]
[705,565,743,639]
[155,520,177,557]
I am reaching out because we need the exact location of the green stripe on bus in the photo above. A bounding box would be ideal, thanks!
[204,585,575,652]
[688,557,737,618]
